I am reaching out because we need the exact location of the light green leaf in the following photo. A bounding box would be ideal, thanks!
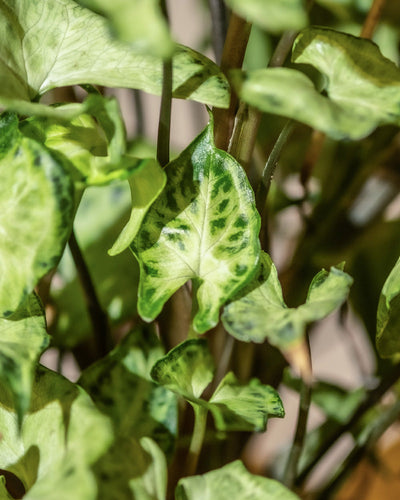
[209,372,284,432]
[0,0,229,108]
[77,0,174,58]
[376,256,400,358]
[131,119,261,333]
[224,0,308,33]
[232,27,400,139]
[175,460,301,500]
[0,113,74,317]
[0,365,113,500]
[109,160,167,255]
[79,325,177,456]
[0,293,49,423]
[222,252,353,350]
[150,339,215,402]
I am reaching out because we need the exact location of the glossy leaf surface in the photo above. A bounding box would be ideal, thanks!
[222,252,353,349]
[0,294,49,422]
[225,0,307,33]
[132,120,261,333]
[0,0,229,108]
[376,256,400,358]
[176,460,301,500]
[0,366,113,500]
[77,0,174,58]
[0,113,74,317]
[232,28,400,139]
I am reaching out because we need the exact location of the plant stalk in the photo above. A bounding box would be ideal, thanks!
[361,0,387,39]
[186,405,208,476]
[208,0,228,64]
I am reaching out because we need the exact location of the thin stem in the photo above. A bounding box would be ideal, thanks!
[68,230,112,357]
[208,0,228,64]
[186,405,208,476]
[157,58,173,167]
[283,376,313,488]
[133,89,145,137]
[360,0,386,39]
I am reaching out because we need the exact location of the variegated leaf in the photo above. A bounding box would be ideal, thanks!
[131,120,261,333]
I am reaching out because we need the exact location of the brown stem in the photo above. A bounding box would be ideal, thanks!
[360,0,387,39]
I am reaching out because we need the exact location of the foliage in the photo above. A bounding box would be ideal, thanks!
[1,0,400,499]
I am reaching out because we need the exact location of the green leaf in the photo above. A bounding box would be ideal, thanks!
[132,119,261,333]
[0,365,113,500]
[77,0,174,58]
[232,27,400,139]
[224,0,308,33]
[222,252,353,350]
[376,256,400,358]
[0,294,49,423]
[0,113,74,317]
[0,0,229,108]
[208,372,284,432]
[175,460,301,500]
[79,325,177,456]
[150,339,215,402]
[109,160,167,255]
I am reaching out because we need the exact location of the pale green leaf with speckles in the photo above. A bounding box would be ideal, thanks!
[0,293,49,423]
[109,160,166,255]
[0,365,113,500]
[376,257,400,358]
[208,372,284,432]
[150,339,214,402]
[232,27,400,139]
[131,120,261,333]
[0,113,74,317]
[77,0,174,58]
[0,0,229,108]
[224,0,307,33]
[222,252,353,350]
[79,325,177,457]
[175,460,301,500]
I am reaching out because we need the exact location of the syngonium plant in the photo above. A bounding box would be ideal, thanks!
[1,0,400,498]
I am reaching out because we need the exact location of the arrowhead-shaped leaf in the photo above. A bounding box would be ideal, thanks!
[224,0,307,33]
[222,252,353,350]
[77,0,174,58]
[131,120,261,333]
[208,372,284,432]
[0,293,49,422]
[0,113,74,317]
[232,27,400,139]
[0,0,229,108]
[79,325,177,456]
[175,460,301,500]
[376,256,400,358]
[0,366,113,500]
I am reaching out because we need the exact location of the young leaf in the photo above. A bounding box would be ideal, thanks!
[175,460,301,500]
[0,366,113,500]
[79,325,177,456]
[77,0,174,58]
[232,28,400,139]
[0,0,229,108]
[150,339,215,402]
[208,372,284,432]
[131,120,261,333]
[0,294,50,422]
[376,256,400,358]
[222,252,353,350]
[0,113,74,317]
[224,0,307,33]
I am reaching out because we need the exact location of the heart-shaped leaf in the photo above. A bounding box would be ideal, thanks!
[224,0,307,33]
[0,0,229,108]
[0,293,50,422]
[175,460,301,500]
[0,366,113,500]
[232,27,400,139]
[131,119,261,333]
[222,252,353,350]
[77,0,174,58]
[376,256,400,358]
[0,113,74,317]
